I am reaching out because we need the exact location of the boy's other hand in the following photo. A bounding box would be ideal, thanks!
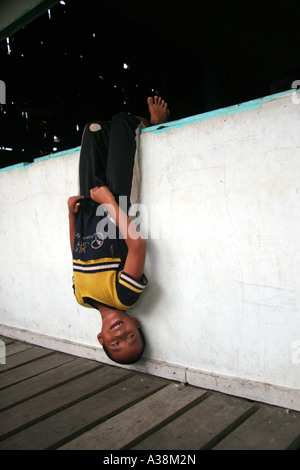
[90,186,116,205]
[68,195,84,216]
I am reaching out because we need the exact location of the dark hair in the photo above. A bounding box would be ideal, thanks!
[102,328,145,365]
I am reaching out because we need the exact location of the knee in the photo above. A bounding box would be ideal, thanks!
[88,122,102,132]
[83,122,102,134]
[112,112,140,127]
[112,111,131,123]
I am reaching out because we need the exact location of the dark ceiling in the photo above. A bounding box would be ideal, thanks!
[0,0,299,168]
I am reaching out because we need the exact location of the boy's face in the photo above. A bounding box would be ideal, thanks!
[97,311,143,363]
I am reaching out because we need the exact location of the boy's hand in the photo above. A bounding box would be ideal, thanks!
[90,186,116,205]
[68,195,84,216]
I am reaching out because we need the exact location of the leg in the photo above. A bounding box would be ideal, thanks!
[79,121,111,198]
[105,112,142,211]
[79,97,170,202]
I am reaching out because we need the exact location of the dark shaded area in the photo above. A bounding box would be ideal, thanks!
[0,0,299,168]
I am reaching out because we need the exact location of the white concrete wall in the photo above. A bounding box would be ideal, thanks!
[1,90,300,410]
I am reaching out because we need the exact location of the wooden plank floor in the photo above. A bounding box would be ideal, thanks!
[0,336,300,451]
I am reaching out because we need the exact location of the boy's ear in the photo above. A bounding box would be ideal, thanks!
[133,318,141,329]
[97,332,103,345]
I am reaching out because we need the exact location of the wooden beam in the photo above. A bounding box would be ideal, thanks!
[0,0,59,42]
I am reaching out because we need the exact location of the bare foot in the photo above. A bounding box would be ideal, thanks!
[147,96,170,125]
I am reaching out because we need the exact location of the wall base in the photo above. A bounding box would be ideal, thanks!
[1,323,299,412]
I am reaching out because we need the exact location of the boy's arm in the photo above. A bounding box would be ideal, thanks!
[90,186,146,281]
[68,196,84,251]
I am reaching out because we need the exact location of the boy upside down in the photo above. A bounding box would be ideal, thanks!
[68,97,170,364]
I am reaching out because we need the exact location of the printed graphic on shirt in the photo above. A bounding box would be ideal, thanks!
[74,231,104,254]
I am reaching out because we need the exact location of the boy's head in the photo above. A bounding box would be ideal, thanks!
[97,311,145,364]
